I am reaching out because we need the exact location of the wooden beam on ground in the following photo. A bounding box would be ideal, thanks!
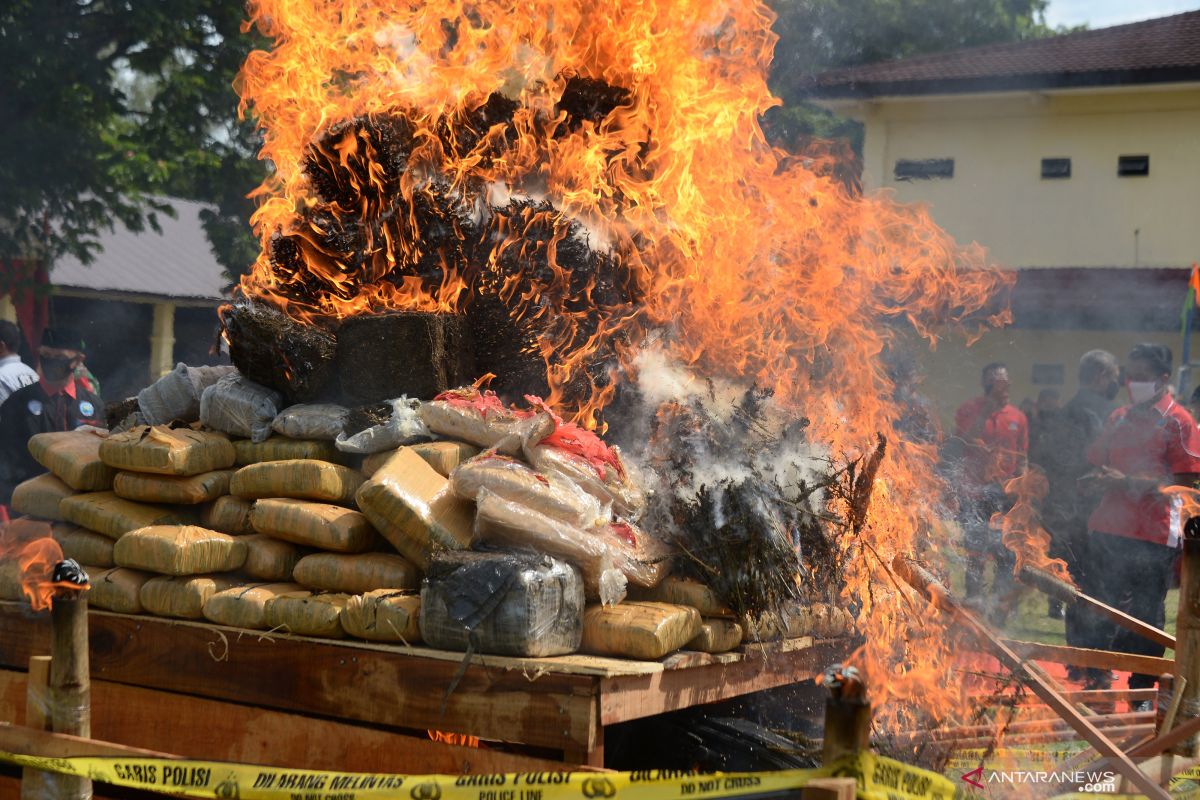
[1000,639,1174,677]
[894,557,1171,800]
[0,669,586,774]
[1019,566,1175,650]
[0,722,177,760]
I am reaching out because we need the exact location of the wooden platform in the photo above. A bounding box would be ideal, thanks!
[0,601,849,771]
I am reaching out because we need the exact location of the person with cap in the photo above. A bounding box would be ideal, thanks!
[0,328,105,505]
[0,320,38,408]
[1081,343,1200,702]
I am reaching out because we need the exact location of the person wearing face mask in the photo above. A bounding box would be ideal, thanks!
[952,361,1029,623]
[1030,350,1121,681]
[1081,343,1200,704]
[0,328,105,506]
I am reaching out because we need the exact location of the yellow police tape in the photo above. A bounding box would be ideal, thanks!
[0,749,957,800]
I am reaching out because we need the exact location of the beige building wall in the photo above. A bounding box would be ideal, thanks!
[840,85,1200,269]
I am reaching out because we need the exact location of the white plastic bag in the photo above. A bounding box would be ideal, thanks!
[272,403,349,440]
[139,363,236,425]
[335,397,431,454]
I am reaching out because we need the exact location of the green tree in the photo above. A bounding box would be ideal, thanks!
[764,0,1056,154]
[0,0,265,278]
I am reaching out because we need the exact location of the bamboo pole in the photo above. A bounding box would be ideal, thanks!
[821,664,870,766]
[1173,522,1200,757]
[48,597,90,800]
[21,656,52,800]
[1019,565,1175,649]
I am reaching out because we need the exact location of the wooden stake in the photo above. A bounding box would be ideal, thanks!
[821,666,870,766]
[1174,523,1200,757]
[48,597,90,800]
[1019,566,1175,650]
[21,656,51,800]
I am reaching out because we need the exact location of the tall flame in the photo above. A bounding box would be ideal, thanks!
[1,519,81,611]
[236,0,1013,728]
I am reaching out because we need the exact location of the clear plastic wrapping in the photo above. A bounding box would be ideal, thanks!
[271,403,349,440]
[202,582,304,629]
[139,574,242,619]
[113,525,247,575]
[629,576,730,616]
[240,534,304,582]
[27,430,115,491]
[336,397,431,454]
[137,363,237,425]
[472,490,627,605]
[449,453,605,527]
[580,601,701,660]
[292,552,420,594]
[112,469,232,504]
[525,442,646,521]
[419,392,554,456]
[341,590,422,642]
[99,426,236,476]
[199,373,282,443]
[265,591,349,637]
[687,618,744,653]
[59,492,191,539]
[200,496,255,535]
[419,550,584,657]
[231,459,363,504]
[249,499,377,553]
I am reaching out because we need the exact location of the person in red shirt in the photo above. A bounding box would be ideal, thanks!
[952,362,1029,621]
[1082,343,1200,699]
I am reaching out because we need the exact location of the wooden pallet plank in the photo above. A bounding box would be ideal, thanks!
[0,607,597,752]
[0,671,577,774]
[1001,639,1174,677]
[598,639,842,725]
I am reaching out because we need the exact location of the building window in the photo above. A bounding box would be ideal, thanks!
[1118,155,1149,177]
[894,158,954,181]
[1041,158,1071,179]
[1032,363,1065,385]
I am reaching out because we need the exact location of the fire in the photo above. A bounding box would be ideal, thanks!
[235,0,1012,727]
[992,468,1074,584]
[1,520,85,611]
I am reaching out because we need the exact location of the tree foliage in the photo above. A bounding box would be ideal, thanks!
[764,0,1056,153]
[0,0,265,277]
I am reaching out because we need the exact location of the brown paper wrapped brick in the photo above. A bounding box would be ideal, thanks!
[341,590,421,642]
[114,525,247,575]
[28,430,115,490]
[231,459,363,504]
[203,582,304,629]
[581,602,701,660]
[100,426,235,476]
[11,473,74,521]
[89,567,153,614]
[234,437,344,466]
[362,441,480,478]
[140,574,242,619]
[686,618,744,654]
[265,592,349,638]
[292,552,419,594]
[52,523,115,568]
[201,496,255,535]
[240,534,305,582]
[113,470,232,505]
[628,577,734,618]
[355,448,473,570]
[250,499,377,553]
[59,492,191,539]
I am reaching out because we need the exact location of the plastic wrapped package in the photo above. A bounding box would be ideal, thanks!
[741,603,855,642]
[240,534,305,581]
[200,496,255,535]
[292,553,420,594]
[100,426,235,476]
[580,602,701,660]
[234,437,344,466]
[250,499,377,553]
[419,551,584,657]
[473,490,628,604]
[355,448,473,571]
[28,430,115,490]
[336,397,431,454]
[525,442,645,521]
[52,523,115,568]
[113,470,232,505]
[113,525,247,575]
[271,403,348,440]
[340,590,421,642]
[449,454,604,527]
[629,577,733,617]
[265,591,349,637]
[140,574,242,619]
[203,582,304,629]
[231,459,363,504]
[595,519,672,588]
[11,473,74,520]
[419,390,554,456]
[137,363,237,425]
[360,449,397,478]
[686,618,744,654]
[59,492,191,539]
[88,567,153,613]
[362,441,480,479]
[199,374,282,443]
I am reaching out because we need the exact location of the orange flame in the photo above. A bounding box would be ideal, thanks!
[234,0,1013,727]
[993,468,1074,585]
[1,520,86,611]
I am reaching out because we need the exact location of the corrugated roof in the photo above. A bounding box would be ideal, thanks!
[809,10,1200,98]
[51,197,230,302]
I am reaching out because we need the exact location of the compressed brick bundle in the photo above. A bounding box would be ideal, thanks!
[139,575,242,619]
[231,459,363,504]
[265,592,349,638]
[629,577,733,617]
[580,602,701,660]
[250,499,376,553]
[240,534,306,582]
[100,426,235,476]
[292,553,419,594]
[340,590,421,642]
[113,526,247,575]
[28,430,115,490]
[88,567,153,614]
[200,496,255,535]
[52,523,115,568]
[11,473,74,521]
[203,582,305,629]
[686,619,744,654]
[59,492,190,539]
[234,437,344,466]
[113,470,232,505]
